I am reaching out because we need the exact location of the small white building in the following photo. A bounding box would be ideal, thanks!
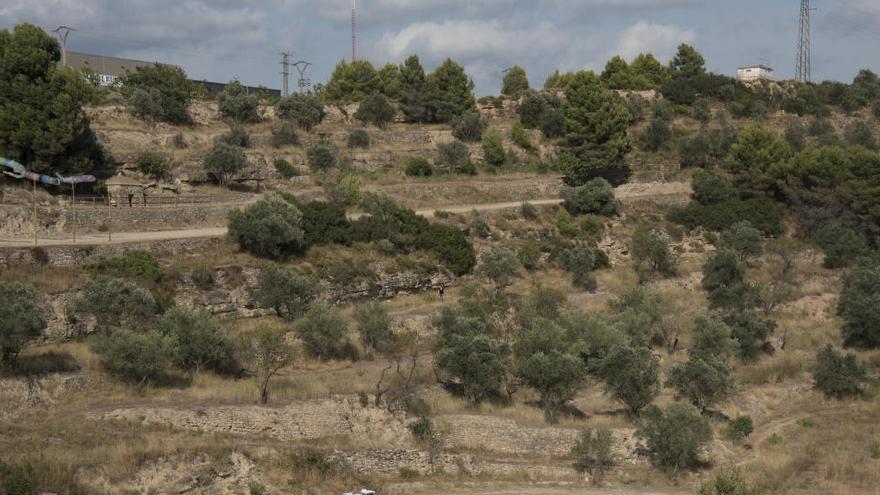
[737,64,775,82]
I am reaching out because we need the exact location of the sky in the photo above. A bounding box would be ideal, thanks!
[2,0,879,96]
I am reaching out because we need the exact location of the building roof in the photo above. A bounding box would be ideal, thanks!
[738,64,774,71]
[66,51,156,78]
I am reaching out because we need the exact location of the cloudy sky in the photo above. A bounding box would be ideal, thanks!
[2,0,878,95]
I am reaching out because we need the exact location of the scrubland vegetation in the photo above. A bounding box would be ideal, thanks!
[1,22,880,495]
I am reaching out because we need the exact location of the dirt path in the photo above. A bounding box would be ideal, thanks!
[0,198,564,248]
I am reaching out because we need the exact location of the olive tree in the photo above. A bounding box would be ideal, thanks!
[295,302,349,360]
[246,325,293,404]
[720,221,764,261]
[594,343,660,416]
[667,354,735,412]
[838,256,880,348]
[632,225,677,281]
[562,178,619,216]
[476,247,521,294]
[813,345,868,398]
[227,195,305,259]
[0,282,46,368]
[275,93,325,131]
[252,264,318,319]
[353,301,392,354]
[637,403,712,473]
[154,307,236,375]
[217,79,259,123]
[202,141,247,187]
[71,276,158,329]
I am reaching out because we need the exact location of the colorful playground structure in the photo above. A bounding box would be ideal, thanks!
[1,157,96,186]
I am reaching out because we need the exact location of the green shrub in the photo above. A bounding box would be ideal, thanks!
[476,247,521,292]
[353,301,392,353]
[562,178,619,216]
[0,282,46,368]
[517,93,550,128]
[418,223,476,275]
[723,309,776,362]
[692,169,734,205]
[502,66,530,95]
[569,428,614,475]
[0,460,36,495]
[202,141,247,186]
[91,328,172,384]
[481,130,506,166]
[405,158,433,177]
[638,403,712,473]
[555,208,578,238]
[217,125,251,148]
[785,122,807,151]
[275,93,325,131]
[632,225,677,279]
[726,416,754,442]
[720,221,764,260]
[517,242,542,271]
[666,354,735,412]
[509,120,532,150]
[451,111,485,142]
[407,417,434,442]
[296,302,350,360]
[227,194,305,259]
[298,200,352,246]
[813,345,868,398]
[838,257,880,348]
[191,266,215,290]
[87,251,164,284]
[844,120,877,150]
[217,79,259,123]
[520,202,538,220]
[354,93,395,128]
[271,122,300,147]
[436,140,470,173]
[72,276,158,329]
[348,128,370,148]
[639,116,672,151]
[135,152,170,179]
[698,469,760,495]
[435,327,510,404]
[539,106,566,138]
[813,223,868,269]
[155,307,236,374]
[595,343,661,416]
[669,197,784,236]
[307,142,339,171]
[120,63,193,124]
[558,244,598,290]
[252,264,318,319]
[455,161,478,175]
[274,158,299,179]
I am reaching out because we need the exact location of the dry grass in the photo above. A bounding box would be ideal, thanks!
[0,264,86,294]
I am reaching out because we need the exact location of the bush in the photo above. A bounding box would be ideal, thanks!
[481,130,506,166]
[638,403,712,473]
[562,178,618,216]
[405,158,433,177]
[691,168,734,205]
[702,248,750,309]
[813,345,868,398]
[354,93,395,128]
[451,111,485,142]
[632,225,677,279]
[136,152,170,179]
[539,106,566,138]
[785,122,807,151]
[298,200,352,246]
[516,346,586,422]
[217,124,250,148]
[435,328,510,404]
[217,79,259,123]
[518,93,550,128]
[502,66,530,95]
[558,244,598,290]
[0,282,46,368]
[91,328,172,384]
[202,141,247,186]
[844,120,877,150]
[666,354,735,412]
[639,116,673,152]
[296,302,349,360]
[455,161,478,175]
[595,344,661,416]
[509,120,532,150]
[418,223,476,275]
[274,158,299,179]
[720,221,764,260]
[120,63,193,124]
[517,242,542,271]
[698,469,760,495]
[520,202,538,220]
[252,264,318,319]
[275,93,326,131]
[227,194,305,259]
[306,142,339,171]
[723,309,776,362]
[813,223,868,269]
[87,251,164,284]
[353,301,392,353]
[72,276,158,329]
[407,417,435,442]
[155,308,236,374]
[726,416,754,442]
[669,197,784,236]
[555,208,578,238]
[271,122,300,147]
[436,140,470,172]
[191,266,215,290]
[476,247,521,293]
[570,428,614,475]
[838,257,880,348]
[348,128,370,148]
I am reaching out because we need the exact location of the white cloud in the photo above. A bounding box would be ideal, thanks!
[615,21,695,61]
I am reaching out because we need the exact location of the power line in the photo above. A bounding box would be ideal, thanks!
[281,52,290,97]
[52,26,74,67]
[351,0,358,62]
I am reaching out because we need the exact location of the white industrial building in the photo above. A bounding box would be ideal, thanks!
[737,64,775,82]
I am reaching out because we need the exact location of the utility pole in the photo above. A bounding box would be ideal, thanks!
[293,60,312,93]
[52,26,74,67]
[351,0,358,62]
[280,52,290,97]
[796,0,813,83]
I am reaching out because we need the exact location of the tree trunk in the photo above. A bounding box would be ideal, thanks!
[259,376,270,404]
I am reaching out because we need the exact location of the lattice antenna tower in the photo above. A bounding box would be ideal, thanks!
[351,0,358,62]
[796,0,812,83]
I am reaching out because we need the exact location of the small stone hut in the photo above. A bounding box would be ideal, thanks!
[106,175,150,207]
